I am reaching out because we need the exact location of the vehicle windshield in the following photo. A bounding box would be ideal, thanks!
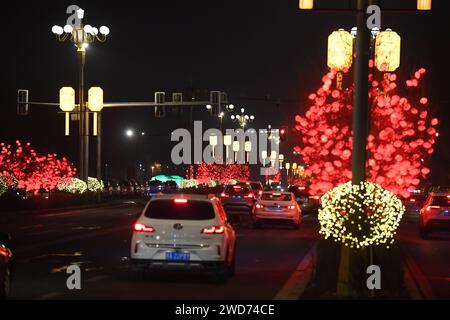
[144,199,215,220]
[261,193,292,201]
[431,196,450,207]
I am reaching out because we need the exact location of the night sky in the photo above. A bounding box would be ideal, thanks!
[1,0,449,184]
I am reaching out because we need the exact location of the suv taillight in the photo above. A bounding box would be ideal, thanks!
[255,204,264,209]
[244,193,253,198]
[220,193,229,198]
[288,205,296,210]
[201,226,225,234]
[134,223,155,232]
[426,205,441,211]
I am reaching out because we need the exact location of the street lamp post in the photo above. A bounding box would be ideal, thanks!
[52,8,110,183]
[230,108,255,129]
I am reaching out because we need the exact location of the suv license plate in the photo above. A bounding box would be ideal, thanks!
[165,252,190,261]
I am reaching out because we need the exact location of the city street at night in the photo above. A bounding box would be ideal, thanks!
[0,201,448,300]
[1,0,449,316]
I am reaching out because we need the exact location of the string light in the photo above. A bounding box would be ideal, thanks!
[58,178,87,194]
[318,181,405,248]
[87,177,104,192]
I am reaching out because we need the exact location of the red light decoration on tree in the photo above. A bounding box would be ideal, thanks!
[0,140,76,194]
[193,163,250,185]
[294,64,438,198]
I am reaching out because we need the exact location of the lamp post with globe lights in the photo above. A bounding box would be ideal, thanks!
[51,7,110,183]
[230,108,255,129]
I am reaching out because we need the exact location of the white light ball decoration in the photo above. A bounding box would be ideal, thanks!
[58,178,87,194]
[99,26,110,35]
[87,177,104,192]
[318,181,405,249]
[63,24,73,33]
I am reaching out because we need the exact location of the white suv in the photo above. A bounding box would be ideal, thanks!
[130,194,236,281]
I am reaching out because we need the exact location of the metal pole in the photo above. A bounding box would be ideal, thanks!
[97,112,102,202]
[78,49,89,183]
[337,0,371,298]
[351,0,370,185]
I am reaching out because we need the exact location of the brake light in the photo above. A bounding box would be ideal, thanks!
[244,193,253,198]
[410,198,416,202]
[427,205,441,211]
[288,205,296,210]
[298,186,306,191]
[272,192,281,196]
[134,223,155,232]
[174,198,188,204]
[310,196,320,200]
[258,190,263,195]
[220,192,229,198]
[201,226,225,234]
[255,204,264,209]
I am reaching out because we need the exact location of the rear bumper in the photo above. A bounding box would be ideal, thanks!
[424,219,450,230]
[254,211,299,221]
[223,203,253,215]
[130,259,223,271]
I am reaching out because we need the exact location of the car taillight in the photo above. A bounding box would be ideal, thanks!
[426,205,441,211]
[201,226,225,234]
[410,198,416,202]
[258,190,263,195]
[255,204,264,209]
[134,223,155,232]
[221,192,229,198]
[288,205,296,210]
[174,198,187,204]
[244,193,253,198]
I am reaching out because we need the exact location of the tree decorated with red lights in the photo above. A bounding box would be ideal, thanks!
[294,63,438,198]
[193,163,250,185]
[0,141,76,194]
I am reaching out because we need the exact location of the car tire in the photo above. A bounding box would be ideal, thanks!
[215,262,229,284]
[0,263,11,300]
[228,244,236,277]
[419,219,429,239]
[253,220,262,229]
[129,264,145,281]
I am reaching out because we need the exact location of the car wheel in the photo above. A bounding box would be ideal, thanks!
[228,244,236,277]
[0,263,11,299]
[419,219,429,239]
[253,220,262,229]
[215,262,229,283]
[129,264,145,281]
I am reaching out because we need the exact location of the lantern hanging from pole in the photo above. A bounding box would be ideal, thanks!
[59,87,75,136]
[88,87,104,136]
[327,30,353,71]
[299,0,314,9]
[417,0,432,10]
[375,30,401,72]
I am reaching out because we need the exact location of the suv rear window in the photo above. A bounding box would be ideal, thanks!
[225,186,251,194]
[261,193,292,201]
[144,199,215,220]
[431,196,450,206]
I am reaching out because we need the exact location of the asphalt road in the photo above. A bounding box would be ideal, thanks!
[3,200,319,300]
[2,200,449,299]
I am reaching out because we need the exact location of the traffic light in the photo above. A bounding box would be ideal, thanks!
[279,126,288,142]
[17,89,29,116]
[154,92,166,118]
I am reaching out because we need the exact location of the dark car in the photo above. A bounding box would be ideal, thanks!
[147,180,165,197]
[164,180,179,194]
[287,185,320,214]
[0,232,12,299]
[220,185,255,216]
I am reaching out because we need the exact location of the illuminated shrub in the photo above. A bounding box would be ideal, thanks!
[318,181,405,248]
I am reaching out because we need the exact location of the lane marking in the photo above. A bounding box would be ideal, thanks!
[41,203,131,217]
[274,243,318,300]
[34,292,63,300]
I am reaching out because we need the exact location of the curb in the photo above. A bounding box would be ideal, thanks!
[274,243,318,300]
